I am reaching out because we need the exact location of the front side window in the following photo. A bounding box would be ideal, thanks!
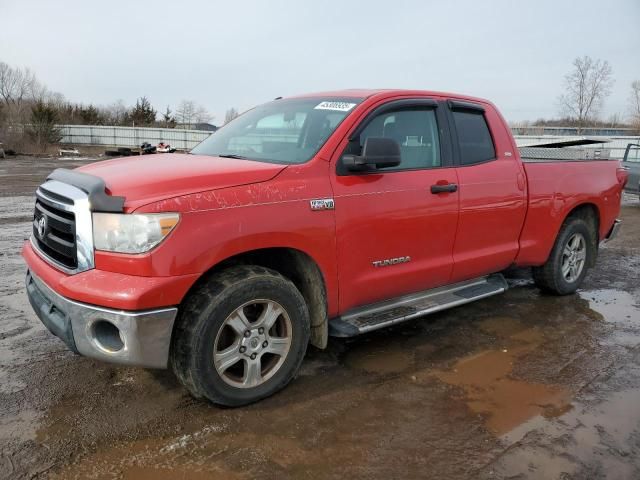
[346,108,441,171]
[452,110,496,165]
[190,98,362,164]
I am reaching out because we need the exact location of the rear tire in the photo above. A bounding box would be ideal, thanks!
[170,265,310,406]
[532,216,596,295]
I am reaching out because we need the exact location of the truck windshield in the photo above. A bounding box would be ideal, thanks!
[190,97,362,164]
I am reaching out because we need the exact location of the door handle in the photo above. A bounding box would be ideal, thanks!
[430,183,458,194]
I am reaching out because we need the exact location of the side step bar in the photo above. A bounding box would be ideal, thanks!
[329,274,508,337]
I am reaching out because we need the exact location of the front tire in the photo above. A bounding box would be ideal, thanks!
[532,216,596,295]
[171,265,310,406]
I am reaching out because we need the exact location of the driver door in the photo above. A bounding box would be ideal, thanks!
[330,100,460,313]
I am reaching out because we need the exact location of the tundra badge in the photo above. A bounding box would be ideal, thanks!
[372,256,411,268]
[310,198,335,211]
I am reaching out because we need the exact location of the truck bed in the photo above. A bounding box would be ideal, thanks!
[515,157,622,267]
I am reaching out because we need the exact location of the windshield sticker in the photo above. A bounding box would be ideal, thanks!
[314,101,357,112]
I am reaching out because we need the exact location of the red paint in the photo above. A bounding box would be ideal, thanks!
[22,89,624,319]
[76,154,287,211]
[23,242,199,310]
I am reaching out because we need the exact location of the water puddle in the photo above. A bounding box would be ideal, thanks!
[494,387,640,478]
[48,425,329,480]
[432,318,572,435]
[48,425,243,480]
[579,288,640,347]
[580,288,639,323]
[345,346,413,374]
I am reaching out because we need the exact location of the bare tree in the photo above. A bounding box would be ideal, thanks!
[175,100,196,127]
[558,56,614,133]
[224,107,239,124]
[104,100,128,125]
[194,104,212,124]
[176,100,212,128]
[0,62,42,123]
[629,80,640,131]
[606,113,622,127]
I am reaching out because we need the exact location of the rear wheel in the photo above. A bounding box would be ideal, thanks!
[532,216,596,295]
[171,265,310,406]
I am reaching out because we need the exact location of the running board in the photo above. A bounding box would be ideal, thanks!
[329,274,508,337]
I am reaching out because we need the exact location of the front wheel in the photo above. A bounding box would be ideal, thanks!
[171,265,310,406]
[532,216,596,295]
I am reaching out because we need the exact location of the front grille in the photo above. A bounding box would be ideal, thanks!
[33,198,77,269]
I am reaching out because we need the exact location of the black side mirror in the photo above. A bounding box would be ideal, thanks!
[342,137,401,171]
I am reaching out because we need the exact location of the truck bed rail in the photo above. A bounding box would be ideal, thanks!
[519,147,611,162]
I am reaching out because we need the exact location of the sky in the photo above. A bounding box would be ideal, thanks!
[1,0,638,124]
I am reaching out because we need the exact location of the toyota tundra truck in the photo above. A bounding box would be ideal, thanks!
[23,89,628,406]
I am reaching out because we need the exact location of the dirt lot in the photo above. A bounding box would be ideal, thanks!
[1,155,639,479]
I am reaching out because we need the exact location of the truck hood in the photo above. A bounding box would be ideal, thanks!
[76,153,287,209]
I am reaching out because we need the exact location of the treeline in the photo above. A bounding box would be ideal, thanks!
[55,97,165,127]
[512,117,633,130]
[49,97,217,129]
[0,60,224,152]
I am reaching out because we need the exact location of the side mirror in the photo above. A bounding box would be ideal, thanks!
[342,137,401,171]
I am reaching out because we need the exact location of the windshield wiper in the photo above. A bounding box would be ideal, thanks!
[217,153,249,159]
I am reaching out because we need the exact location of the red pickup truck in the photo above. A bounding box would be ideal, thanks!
[23,89,627,405]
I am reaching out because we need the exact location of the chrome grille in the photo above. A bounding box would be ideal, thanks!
[31,180,95,274]
[33,198,77,269]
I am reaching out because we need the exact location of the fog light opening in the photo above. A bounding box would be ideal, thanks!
[92,320,124,352]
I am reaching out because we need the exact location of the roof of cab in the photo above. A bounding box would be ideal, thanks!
[288,88,491,105]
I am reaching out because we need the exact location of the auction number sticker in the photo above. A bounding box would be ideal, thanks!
[314,101,357,112]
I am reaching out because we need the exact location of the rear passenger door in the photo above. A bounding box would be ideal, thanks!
[446,100,527,281]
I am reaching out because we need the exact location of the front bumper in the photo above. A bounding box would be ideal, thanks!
[26,270,177,368]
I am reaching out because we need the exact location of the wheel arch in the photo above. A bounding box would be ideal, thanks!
[179,247,329,349]
[560,202,600,267]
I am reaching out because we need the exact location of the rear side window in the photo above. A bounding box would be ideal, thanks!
[452,110,495,165]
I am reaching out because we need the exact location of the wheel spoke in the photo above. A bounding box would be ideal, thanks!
[243,358,262,387]
[561,261,571,277]
[214,344,243,372]
[570,235,579,250]
[576,250,586,261]
[256,301,282,331]
[563,245,573,257]
[227,309,251,335]
[266,337,289,356]
[570,265,578,280]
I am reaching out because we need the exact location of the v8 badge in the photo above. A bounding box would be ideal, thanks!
[310,198,335,211]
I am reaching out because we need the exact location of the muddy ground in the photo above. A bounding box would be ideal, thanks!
[0,155,639,479]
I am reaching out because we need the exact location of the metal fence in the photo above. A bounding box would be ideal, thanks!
[57,125,213,150]
[512,136,639,160]
[511,126,637,136]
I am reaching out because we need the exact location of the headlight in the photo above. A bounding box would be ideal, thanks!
[93,213,180,254]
